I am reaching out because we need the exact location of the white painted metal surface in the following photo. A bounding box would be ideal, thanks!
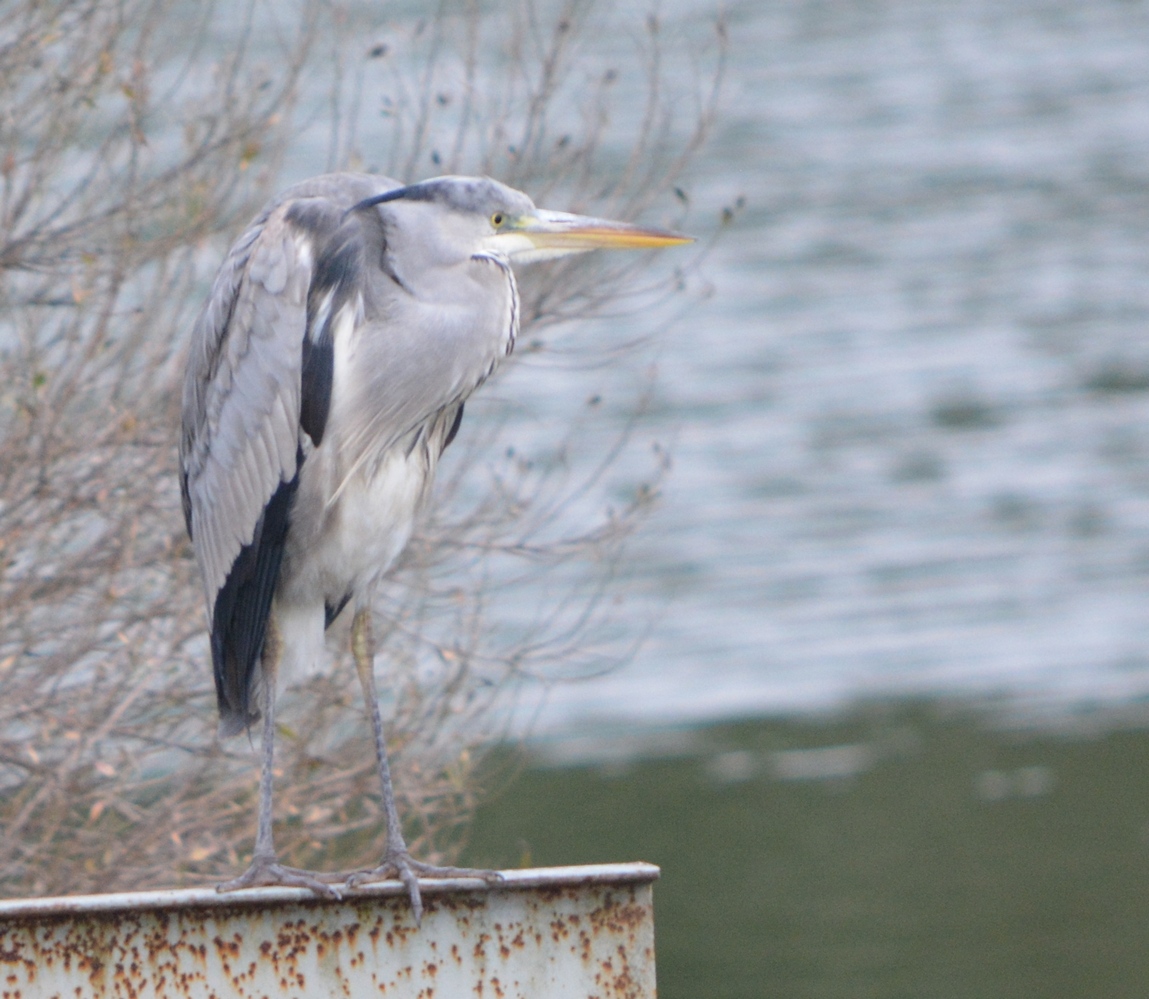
[0,862,659,998]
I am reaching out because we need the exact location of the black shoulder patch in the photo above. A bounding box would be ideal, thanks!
[300,328,333,446]
[285,198,340,236]
[311,228,362,300]
[325,591,353,629]
[180,469,193,540]
[211,453,301,735]
[444,401,465,451]
[300,220,365,447]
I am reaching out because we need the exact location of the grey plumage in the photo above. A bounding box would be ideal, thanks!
[181,174,521,732]
[179,171,690,912]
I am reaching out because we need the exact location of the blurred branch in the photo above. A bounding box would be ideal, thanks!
[0,0,723,896]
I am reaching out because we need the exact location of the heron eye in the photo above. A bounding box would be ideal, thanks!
[491,212,505,228]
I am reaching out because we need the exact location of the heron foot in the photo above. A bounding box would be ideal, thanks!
[345,852,503,925]
[217,854,343,900]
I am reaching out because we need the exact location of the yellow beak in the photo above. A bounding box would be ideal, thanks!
[518,209,694,251]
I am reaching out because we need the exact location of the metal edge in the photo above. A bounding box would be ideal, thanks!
[0,862,660,920]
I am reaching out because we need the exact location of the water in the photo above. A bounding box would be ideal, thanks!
[464,707,1149,998]
[452,6,1149,991]
[252,0,1149,733]
[321,6,1149,993]
[503,0,1149,732]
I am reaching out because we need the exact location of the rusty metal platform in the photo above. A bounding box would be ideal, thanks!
[0,862,659,998]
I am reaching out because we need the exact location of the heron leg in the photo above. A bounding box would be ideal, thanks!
[345,607,502,925]
[217,615,342,899]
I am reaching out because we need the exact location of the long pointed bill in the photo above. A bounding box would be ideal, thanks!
[517,209,693,252]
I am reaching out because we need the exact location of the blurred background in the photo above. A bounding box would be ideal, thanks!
[3,0,1149,996]
[461,1,1149,995]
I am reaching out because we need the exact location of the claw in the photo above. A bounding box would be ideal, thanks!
[345,853,503,925]
[217,855,343,900]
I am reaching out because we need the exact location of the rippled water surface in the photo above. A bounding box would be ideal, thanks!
[514,0,1149,731]
[442,7,1149,994]
[266,0,1149,731]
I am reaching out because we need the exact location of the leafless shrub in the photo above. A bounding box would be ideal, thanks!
[0,0,723,896]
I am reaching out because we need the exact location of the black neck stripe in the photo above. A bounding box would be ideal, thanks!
[350,183,434,214]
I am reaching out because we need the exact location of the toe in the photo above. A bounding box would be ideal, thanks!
[217,860,341,899]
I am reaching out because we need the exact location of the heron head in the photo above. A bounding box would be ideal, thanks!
[354,175,692,266]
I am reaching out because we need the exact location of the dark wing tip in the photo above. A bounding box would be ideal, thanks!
[217,709,260,739]
[210,466,301,729]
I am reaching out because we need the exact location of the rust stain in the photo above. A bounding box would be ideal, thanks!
[577,928,593,964]
[472,930,490,962]
[0,865,656,997]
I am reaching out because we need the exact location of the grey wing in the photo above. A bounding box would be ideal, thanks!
[179,172,401,599]
[180,195,334,732]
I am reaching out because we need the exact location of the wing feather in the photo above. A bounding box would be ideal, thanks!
[181,214,309,603]
[180,204,312,730]
[180,175,394,730]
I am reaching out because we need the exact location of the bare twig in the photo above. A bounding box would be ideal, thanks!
[0,0,723,896]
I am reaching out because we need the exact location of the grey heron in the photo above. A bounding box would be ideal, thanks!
[179,173,690,921]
